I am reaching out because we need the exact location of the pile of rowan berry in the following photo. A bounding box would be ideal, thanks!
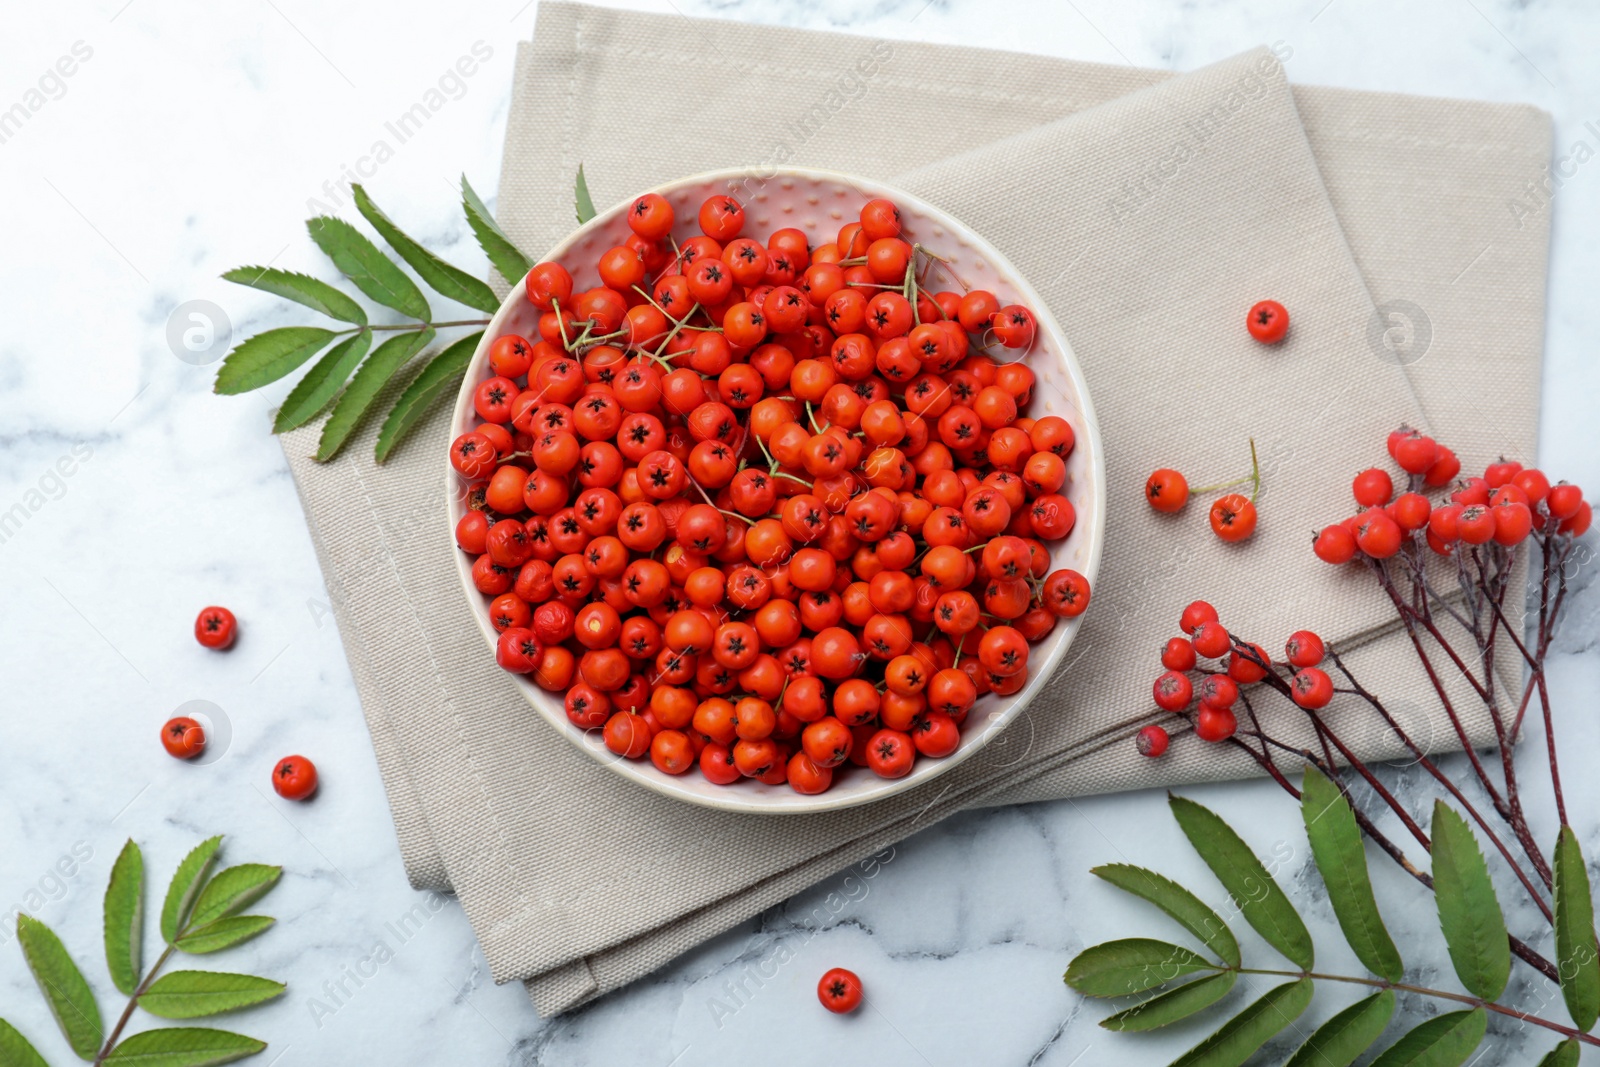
[1136,428,1590,758]
[449,190,1092,795]
[1311,428,1591,563]
[1137,599,1330,756]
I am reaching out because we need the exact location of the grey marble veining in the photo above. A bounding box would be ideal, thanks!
[2,0,1598,1063]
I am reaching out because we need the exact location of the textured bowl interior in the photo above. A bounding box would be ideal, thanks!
[448,167,1105,814]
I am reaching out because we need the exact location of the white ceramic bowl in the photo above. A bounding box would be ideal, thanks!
[449,167,1104,814]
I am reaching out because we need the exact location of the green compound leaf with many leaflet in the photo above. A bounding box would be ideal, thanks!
[104,838,145,995]
[185,865,282,933]
[1369,1007,1485,1067]
[461,175,531,286]
[101,1026,266,1066]
[316,327,435,461]
[221,267,366,325]
[1429,802,1510,1001]
[163,837,223,944]
[1092,864,1240,967]
[351,185,498,313]
[374,330,483,464]
[213,327,336,396]
[1099,971,1236,1032]
[139,972,286,1020]
[1063,939,1215,998]
[1300,765,1403,982]
[1170,795,1314,971]
[574,164,596,225]
[272,329,371,434]
[16,913,104,1060]
[174,916,276,956]
[1283,989,1395,1067]
[306,215,431,321]
[1169,978,1314,1067]
[0,1018,50,1067]
[1552,826,1600,1031]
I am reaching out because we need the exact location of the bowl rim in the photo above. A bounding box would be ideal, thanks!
[447,165,1106,814]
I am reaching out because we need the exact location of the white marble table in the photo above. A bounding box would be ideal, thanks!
[2,1,1597,1063]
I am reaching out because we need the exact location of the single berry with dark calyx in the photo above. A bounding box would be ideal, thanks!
[1246,300,1289,344]
[161,717,206,759]
[1160,637,1197,672]
[1191,620,1231,659]
[1136,724,1170,758]
[1209,493,1257,543]
[817,967,863,1014]
[195,606,238,650]
[1145,469,1189,513]
[1153,670,1194,712]
[272,755,319,800]
[1291,667,1334,710]
[1179,600,1219,634]
[1197,674,1239,709]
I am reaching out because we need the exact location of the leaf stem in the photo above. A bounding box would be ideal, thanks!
[93,943,175,1065]
[1220,965,1600,1045]
[366,318,489,332]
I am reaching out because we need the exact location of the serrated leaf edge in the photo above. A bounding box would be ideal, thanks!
[163,837,224,944]
[1301,766,1404,982]
[1170,795,1315,971]
[104,839,145,996]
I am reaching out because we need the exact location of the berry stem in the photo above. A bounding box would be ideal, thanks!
[550,295,571,350]
[1248,437,1260,503]
[1325,649,1554,924]
[1187,474,1253,494]
[1222,727,1562,984]
[1205,512,1591,989]
[650,301,703,361]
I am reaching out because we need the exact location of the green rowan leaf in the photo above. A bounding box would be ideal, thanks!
[1169,978,1314,1067]
[1063,939,1214,998]
[1301,766,1403,981]
[1552,826,1600,1030]
[101,1026,266,1066]
[1170,795,1314,970]
[351,185,498,313]
[306,215,430,320]
[186,866,281,932]
[373,330,482,463]
[221,267,366,325]
[173,917,276,956]
[104,839,145,995]
[1284,989,1395,1067]
[0,1017,52,1067]
[16,914,103,1060]
[272,329,371,433]
[1430,803,1509,1001]
[460,175,531,285]
[162,837,223,944]
[1099,971,1235,1032]
[1092,864,1239,967]
[213,327,336,395]
[139,972,286,1020]
[574,164,596,225]
[1369,1007,1486,1066]
[315,327,435,461]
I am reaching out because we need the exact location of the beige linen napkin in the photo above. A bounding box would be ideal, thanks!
[281,4,1550,1015]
